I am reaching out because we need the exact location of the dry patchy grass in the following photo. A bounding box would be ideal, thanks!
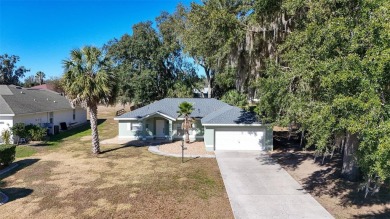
[0,105,233,219]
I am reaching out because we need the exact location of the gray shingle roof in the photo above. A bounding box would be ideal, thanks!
[117,98,230,120]
[117,98,261,125]
[201,105,260,125]
[0,85,74,115]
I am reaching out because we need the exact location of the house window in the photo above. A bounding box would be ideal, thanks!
[49,112,54,124]
[145,124,149,129]
[128,123,142,131]
[73,109,76,120]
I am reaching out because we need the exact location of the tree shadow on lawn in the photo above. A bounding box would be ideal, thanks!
[1,187,34,203]
[100,140,149,154]
[0,159,39,204]
[271,135,309,170]
[354,209,390,219]
[274,136,390,218]
[0,159,40,180]
[299,155,390,218]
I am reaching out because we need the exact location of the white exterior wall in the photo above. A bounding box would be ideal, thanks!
[13,108,87,128]
[0,116,14,144]
[14,112,51,126]
[0,108,86,144]
[11,108,87,135]
[53,108,87,127]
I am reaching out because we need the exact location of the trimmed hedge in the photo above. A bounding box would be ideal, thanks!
[0,145,16,167]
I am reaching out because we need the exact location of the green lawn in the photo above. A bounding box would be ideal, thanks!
[15,146,37,158]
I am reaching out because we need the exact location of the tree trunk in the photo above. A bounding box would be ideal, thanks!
[204,67,212,98]
[184,117,190,143]
[300,129,305,148]
[89,105,100,154]
[185,130,190,143]
[341,132,359,181]
[207,82,212,98]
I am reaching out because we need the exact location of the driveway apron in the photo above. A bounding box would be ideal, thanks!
[215,151,334,219]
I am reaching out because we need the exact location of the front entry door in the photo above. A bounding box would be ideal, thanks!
[156,120,165,137]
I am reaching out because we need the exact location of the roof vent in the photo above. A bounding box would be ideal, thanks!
[198,109,200,113]
[53,100,56,103]
[20,91,24,94]
[34,98,36,101]
[47,98,49,101]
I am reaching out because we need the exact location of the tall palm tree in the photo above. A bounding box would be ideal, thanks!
[35,71,45,85]
[177,101,194,143]
[62,46,117,154]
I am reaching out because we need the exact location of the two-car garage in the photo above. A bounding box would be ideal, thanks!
[215,127,265,151]
[203,125,273,151]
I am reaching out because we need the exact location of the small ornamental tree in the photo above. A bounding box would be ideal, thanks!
[177,101,194,143]
[0,129,12,145]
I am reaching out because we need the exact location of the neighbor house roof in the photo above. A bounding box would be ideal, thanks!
[0,85,74,115]
[116,98,261,125]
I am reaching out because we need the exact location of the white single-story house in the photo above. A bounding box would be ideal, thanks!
[114,98,273,151]
[0,85,87,143]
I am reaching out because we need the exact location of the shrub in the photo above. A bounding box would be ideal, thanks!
[1,129,12,145]
[25,124,47,141]
[11,123,28,143]
[0,144,16,167]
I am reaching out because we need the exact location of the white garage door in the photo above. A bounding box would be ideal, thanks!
[215,128,265,150]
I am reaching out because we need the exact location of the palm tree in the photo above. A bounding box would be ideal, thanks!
[177,101,194,143]
[62,46,117,154]
[35,71,45,85]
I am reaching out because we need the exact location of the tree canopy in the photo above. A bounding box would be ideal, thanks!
[0,54,29,85]
[257,0,390,195]
[105,18,200,106]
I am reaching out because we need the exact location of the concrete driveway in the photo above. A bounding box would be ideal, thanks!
[215,151,333,219]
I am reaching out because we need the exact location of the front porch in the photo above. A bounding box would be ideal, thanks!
[117,114,204,142]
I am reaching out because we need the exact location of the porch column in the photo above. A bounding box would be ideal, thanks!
[168,120,173,141]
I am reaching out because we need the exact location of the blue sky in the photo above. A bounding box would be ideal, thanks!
[0,0,196,80]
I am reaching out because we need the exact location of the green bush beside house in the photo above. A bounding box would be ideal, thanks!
[0,145,16,167]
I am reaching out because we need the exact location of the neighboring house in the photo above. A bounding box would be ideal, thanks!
[193,87,208,98]
[0,85,87,143]
[114,98,273,151]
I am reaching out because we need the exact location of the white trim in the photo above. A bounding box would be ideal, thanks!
[9,108,80,116]
[202,123,263,127]
[0,114,15,116]
[142,112,176,121]
[114,118,138,121]
[115,111,176,121]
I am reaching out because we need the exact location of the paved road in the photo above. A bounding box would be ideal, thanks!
[215,151,334,219]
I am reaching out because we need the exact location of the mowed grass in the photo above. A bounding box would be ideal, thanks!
[0,106,233,219]
[15,146,37,158]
